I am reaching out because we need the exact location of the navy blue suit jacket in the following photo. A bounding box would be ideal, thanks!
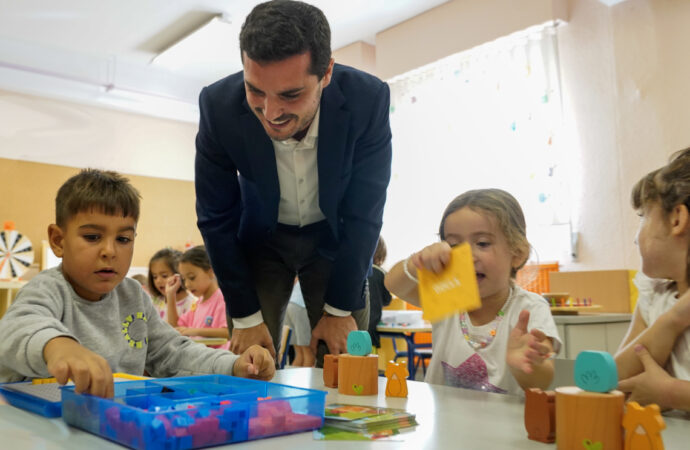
[195,63,392,319]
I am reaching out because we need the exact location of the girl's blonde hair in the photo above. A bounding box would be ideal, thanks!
[632,147,690,283]
[439,189,530,277]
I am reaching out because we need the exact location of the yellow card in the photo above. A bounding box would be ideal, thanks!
[418,242,481,323]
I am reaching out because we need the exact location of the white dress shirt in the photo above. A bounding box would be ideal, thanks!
[233,108,350,329]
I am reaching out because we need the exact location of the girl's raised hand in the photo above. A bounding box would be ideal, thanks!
[410,241,453,274]
[165,274,181,299]
[506,310,553,374]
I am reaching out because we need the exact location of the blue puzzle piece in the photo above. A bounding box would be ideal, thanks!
[574,350,618,393]
[347,331,372,356]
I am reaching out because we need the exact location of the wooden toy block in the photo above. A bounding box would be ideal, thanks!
[524,388,556,443]
[347,330,372,356]
[385,360,409,398]
[555,386,624,450]
[337,354,379,396]
[623,401,665,450]
[575,350,618,393]
[323,354,339,388]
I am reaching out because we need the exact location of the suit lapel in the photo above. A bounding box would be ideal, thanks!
[318,81,349,225]
[240,106,280,225]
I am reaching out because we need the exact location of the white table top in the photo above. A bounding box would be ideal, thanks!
[1,367,687,449]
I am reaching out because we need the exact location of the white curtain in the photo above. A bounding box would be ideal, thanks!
[382,22,571,268]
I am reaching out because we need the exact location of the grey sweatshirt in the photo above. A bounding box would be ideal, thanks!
[0,266,238,382]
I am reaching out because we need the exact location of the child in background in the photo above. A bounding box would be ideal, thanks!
[167,246,231,350]
[284,279,315,367]
[368,236,392,348]
[385,189,559,395]
[131,274,150,295]
[148,248,194,320]
[615,148,690,411]
[0,169,273,396]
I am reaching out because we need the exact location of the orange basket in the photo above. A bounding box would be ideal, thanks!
[516,262,559,294]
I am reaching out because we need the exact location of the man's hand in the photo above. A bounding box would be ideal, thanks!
[43,336,114,398]
[618,344,675,408]
[506,310,553,374]
[230,323,276,359]
[310,314,357,356]
[233,344,275,380]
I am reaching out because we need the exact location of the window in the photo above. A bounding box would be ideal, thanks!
[382,22,571,268]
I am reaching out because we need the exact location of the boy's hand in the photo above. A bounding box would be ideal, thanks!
[618,345,674,408]
[506,310,553,374]
[233,345,275,380]
[410,241,452,274]
[43,336,114,398]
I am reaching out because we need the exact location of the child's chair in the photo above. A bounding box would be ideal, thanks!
[278,325,293,369]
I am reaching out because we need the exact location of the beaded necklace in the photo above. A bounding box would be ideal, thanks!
[459,287,513,350]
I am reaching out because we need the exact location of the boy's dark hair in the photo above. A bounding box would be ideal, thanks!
[240,0,331,79]
[148,248,185,297]
[373,236,387,266]
[179,245,212,271]
[55,169,141,227]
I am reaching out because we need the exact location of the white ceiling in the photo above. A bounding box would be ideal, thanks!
[0,0,449,123]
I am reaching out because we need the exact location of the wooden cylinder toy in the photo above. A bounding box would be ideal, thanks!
[555,386,624,450]
[323,354,339,388]
[337,354,379,395]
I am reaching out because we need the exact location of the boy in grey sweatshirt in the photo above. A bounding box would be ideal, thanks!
[0,169,274,397]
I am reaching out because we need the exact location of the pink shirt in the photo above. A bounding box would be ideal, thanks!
[178,288,230,350]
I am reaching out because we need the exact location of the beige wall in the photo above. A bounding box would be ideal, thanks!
[0,89,197,182]
[333,41,377,75]
[376,0,568,80]
[0,158,202,269]
[558,0,688,271]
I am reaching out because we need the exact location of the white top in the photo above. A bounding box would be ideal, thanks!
[272,107,325,227]
[425,285,561,396]
[634,272,690,381]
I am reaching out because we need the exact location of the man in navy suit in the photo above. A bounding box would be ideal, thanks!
[195,0,392,366]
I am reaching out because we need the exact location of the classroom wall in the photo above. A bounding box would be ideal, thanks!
[333,41,376,75]
[557,0,689,271]
[0,89,197,182]
[0,158,202,269]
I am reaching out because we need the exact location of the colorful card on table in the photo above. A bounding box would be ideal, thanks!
[417,242,481,323]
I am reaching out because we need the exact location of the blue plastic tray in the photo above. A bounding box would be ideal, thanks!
[61,374,326,449]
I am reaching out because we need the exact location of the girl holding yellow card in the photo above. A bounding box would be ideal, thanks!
[385,189,560,395]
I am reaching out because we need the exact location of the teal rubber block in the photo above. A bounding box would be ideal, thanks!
[346,331,372,356]
[574,350,618,393]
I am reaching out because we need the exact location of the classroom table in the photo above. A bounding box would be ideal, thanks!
[377,323,432,380]
[1,367,688,449]
[190,337,228,347]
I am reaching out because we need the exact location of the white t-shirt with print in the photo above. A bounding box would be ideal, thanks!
[425,285,561,396]
[634,272,690,381]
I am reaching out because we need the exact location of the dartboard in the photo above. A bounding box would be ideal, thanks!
[0,229,34,279]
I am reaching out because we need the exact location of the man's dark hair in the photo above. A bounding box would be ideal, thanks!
[239,0,331,79]
[55,169,141,227]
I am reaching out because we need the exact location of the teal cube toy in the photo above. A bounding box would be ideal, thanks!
[347,331,372,356]
[574,350,618,393]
